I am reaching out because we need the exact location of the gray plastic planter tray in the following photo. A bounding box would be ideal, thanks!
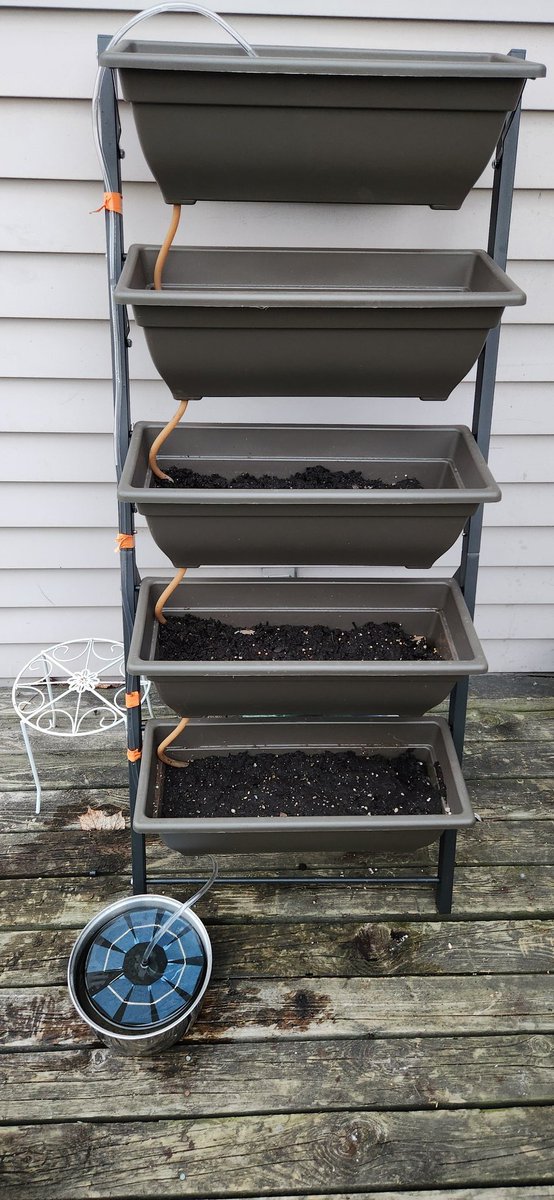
[134,716,474,855]
[119,423,500,568]
[128,577,486,719]
[99,41,545,207]
[115,246,525,399]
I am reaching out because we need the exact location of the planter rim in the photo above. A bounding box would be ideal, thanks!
[115,246,526,310]
[119,422,501,507]
[134,716,475,834]
[128,575,487,679]
[100,40,546,80]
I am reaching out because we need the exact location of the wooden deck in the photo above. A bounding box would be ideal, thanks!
[0,676,553,1199]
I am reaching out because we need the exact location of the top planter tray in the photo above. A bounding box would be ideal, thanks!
[115,246,524,400]
[99,41,545,207]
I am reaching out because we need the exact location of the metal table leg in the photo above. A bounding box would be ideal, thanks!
[19,719,42,815]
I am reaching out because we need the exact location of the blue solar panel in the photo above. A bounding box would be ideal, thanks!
[84,904,207,1029]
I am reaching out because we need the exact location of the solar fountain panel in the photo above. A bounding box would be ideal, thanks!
[83,904,207,1029]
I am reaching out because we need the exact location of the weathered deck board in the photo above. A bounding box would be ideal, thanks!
[85,1190,554,1200]
[133,1192,554,1200]
[3,773,554,829]
[1,819,552,879]
[1,865,552,926]
[1,1033,552,1122]
[145,817,554,868]
[467,778,554,820]
[2,1107,553,1198]
[4,682,554,727]
[3,705,554,749]
[163,864,554,922]
[1,974,552,1050]
[467,675,554,701]
[58,1193,553,1200]
[2,738,554,793]
[1,919,552,986]
[461,741,554,776]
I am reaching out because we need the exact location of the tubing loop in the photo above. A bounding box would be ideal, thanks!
[154,568,187,625]
[149,399,189,482]
[157,716,190,767]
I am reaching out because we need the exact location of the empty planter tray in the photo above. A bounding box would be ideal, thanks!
[119,423,500,568]
[134,716,474,855]
[128,577,486,719]
[99,41,545,207]
[115,247,525,400]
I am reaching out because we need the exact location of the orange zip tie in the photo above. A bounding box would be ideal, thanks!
[157,717,190,768]
[127,748,142,762]
[115,533,135,551]
[91,191,123,214]
[149,399,189,481]
[155,567,187,625]
[125,691,140,709]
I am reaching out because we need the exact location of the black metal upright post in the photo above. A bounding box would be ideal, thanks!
[97,36,146,893]
[449,48,526,762]
[439,49,527,915]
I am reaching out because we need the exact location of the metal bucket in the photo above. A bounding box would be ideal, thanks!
[67,893,212,1056]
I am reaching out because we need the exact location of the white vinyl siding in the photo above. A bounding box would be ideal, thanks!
[1,2,553,678]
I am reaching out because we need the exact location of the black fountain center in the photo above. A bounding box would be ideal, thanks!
[123,942,168,985]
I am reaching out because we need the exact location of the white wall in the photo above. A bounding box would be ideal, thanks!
[1,2,553,677]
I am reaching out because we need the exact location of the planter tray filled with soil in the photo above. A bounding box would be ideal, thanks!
[99,40,544,207]
[115,246,525,401]
[128,577,486,718]
[119,423,500,568]
[134,716,474,855]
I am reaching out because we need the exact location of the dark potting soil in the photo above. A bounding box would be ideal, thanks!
[157,613,441,662]
[154,464,423,490]
[159,749,446,819]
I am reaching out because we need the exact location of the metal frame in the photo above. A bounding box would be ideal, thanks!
[98,37,525,912]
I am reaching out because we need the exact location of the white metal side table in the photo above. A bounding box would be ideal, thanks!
[12,638,152,813]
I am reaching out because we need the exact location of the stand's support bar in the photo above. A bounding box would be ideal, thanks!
[449,47,526,768]
[149,874,439,887]
[98,36,145,893]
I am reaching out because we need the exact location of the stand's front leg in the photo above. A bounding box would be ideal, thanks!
[436,829,457,914]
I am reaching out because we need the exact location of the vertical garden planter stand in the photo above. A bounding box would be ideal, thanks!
[97,34,526,915]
